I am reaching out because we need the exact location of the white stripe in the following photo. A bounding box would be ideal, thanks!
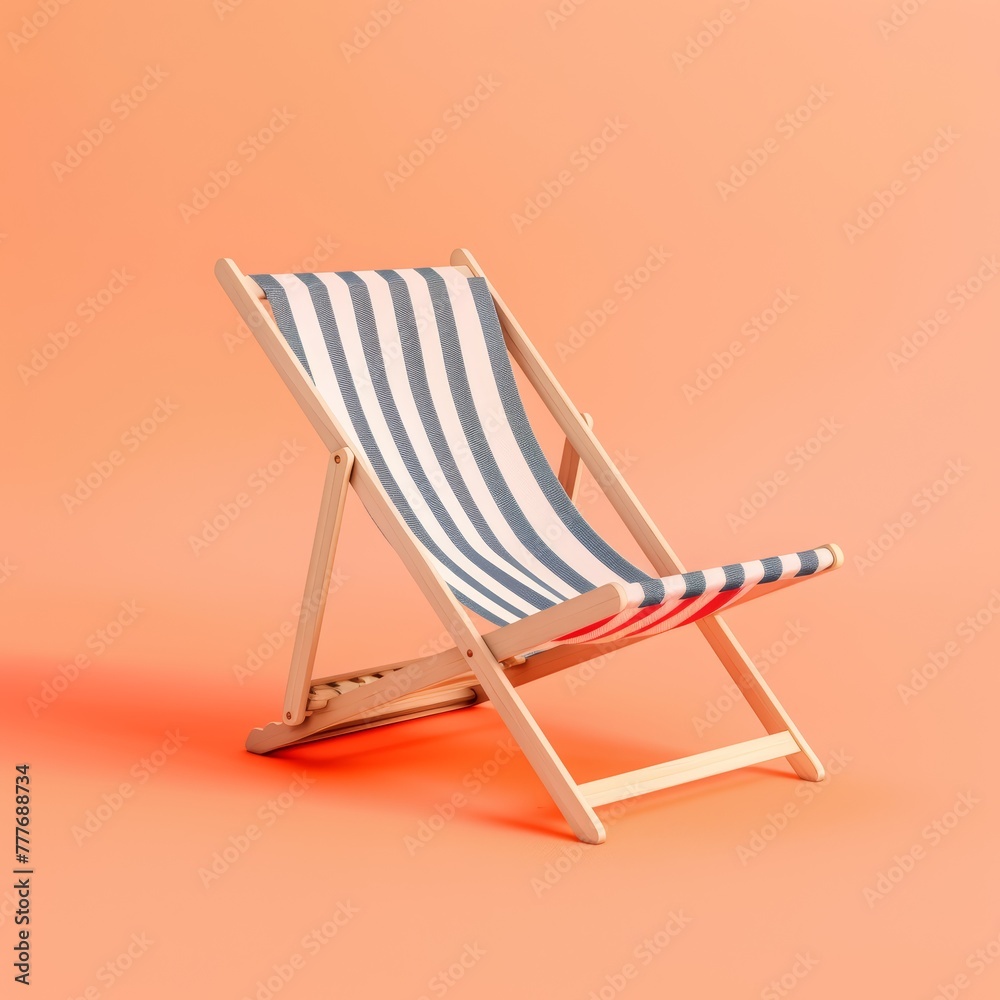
[426,268,629,588]
[317,271,540,619]
[397,268,588,599]
[361,271,575,605]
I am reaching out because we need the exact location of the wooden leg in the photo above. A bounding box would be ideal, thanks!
[696,614,825,781]
[465,641,606,844]
[283,447,354,726]
[557,412,593,502]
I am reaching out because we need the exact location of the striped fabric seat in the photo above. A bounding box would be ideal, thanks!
[252,266,834,648]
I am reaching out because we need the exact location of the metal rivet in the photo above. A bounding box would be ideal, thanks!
[334,455,341,464]
[285,711,292,720]
[466,649,473,657]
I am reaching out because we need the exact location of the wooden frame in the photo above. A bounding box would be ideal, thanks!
[214,250,841,843]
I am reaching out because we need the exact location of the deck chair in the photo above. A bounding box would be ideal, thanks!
[215,249,843,843]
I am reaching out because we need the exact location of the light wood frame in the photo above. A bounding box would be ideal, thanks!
[214,249,842,843]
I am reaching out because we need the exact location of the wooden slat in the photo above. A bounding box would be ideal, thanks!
[246,651,477,753]
[580,731,800,807]
[266,691,482,747]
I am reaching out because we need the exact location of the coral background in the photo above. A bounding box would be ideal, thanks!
[2,1,998,997]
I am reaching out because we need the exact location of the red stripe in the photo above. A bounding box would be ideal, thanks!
[553,614,617,643]
[630,587,745,639]
[574,596,696,644]
[613,596,701,638]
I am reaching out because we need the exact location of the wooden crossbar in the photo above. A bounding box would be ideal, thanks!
[579,731,800,807]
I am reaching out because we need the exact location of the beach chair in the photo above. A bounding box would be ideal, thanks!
[215,249,842,843]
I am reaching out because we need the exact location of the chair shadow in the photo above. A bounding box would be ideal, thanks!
[10,655,805,841]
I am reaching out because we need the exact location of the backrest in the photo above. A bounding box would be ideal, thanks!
[252,267,656,625]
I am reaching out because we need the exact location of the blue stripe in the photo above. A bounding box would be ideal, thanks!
[250,275,313,379]
[416,268,600,596]
[463,274,661,594]
[638,578,665,607]
[448,588,506,625]
[681,571,706,599]
[333,271,555,613]
[376,269,571,605]
[760,556,784,584]
[721,563,746,591]
[294,272,525,624]
[794,550,819,576]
